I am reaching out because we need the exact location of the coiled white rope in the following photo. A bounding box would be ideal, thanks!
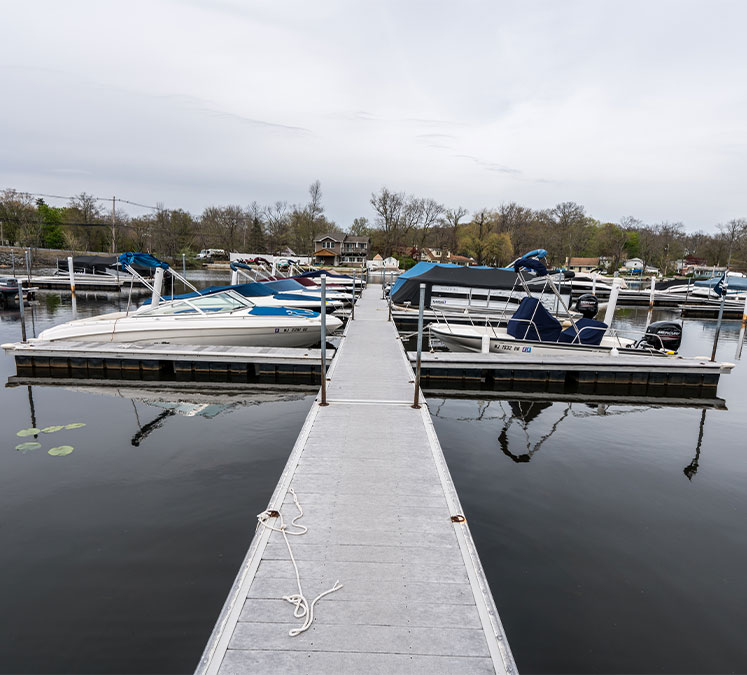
[257,487,343,637]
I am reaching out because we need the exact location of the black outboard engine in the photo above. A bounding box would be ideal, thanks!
[640,321,683,352]
[575,293,599,319]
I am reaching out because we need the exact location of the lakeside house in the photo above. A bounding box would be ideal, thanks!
[313,234,370,267]
[566,257,600,273]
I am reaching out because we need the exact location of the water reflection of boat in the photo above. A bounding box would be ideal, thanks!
[431,398,718,472]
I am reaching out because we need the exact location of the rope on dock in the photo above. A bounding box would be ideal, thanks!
[257,487,343,637]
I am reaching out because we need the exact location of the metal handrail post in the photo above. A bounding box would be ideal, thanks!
[17,279,27,342]
[412,283,425,409]
[351,270,356,320]
[320,275,329,405]
[711,282,727,362]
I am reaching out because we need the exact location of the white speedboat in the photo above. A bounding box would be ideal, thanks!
[430,280,684,359]
[37,289,342,347]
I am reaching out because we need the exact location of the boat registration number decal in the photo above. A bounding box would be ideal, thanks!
[498,344,531,352]
[275,327,307,333]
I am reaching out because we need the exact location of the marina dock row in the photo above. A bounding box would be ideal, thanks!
[196,288,517,674]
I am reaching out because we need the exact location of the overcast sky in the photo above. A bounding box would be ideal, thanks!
[1,0,745,231]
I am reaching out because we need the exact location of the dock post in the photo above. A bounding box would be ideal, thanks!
[151,267,165,307]
[387,273,393,321]
[711,286,727,361]
[412,283,425,409]
[320,274,328,406]
[351,270,356,320]
[646,276,656,327]
[591,272,597,294]
[67,256,77,317]
[25,248,31,283]
[603,277,622,326]
[736,294,747,358]
[182,253,186,278]
[16,279,27,342]
[11,251,15,277]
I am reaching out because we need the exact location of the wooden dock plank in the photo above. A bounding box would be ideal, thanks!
[197,288,516,675]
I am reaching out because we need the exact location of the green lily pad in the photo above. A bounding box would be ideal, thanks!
[16,428,40,437]
[64,423,86,430]
[41,425,66,433]
[15,442,41,452]
[48,445,74,457]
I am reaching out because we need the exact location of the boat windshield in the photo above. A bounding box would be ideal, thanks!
[138,290,253,316]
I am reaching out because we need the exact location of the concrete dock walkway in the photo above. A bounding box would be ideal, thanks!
[197,287,516,674]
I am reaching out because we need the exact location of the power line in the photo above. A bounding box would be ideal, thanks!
[2,189,159,211]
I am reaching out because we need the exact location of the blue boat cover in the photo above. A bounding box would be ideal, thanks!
[265,279,308,293]
[507,297,562,342]
[298,270,353,280]
[557,317,608,345]
[695,273,747,293]
[248,306,318,318]
[119,252,170,269]
[513,257,548,276]
[389,262,492,297]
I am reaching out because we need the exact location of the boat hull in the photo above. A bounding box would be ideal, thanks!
[38,314,341,348]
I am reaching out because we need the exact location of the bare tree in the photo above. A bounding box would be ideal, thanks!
[444,206,468,252]
[418,198,445,248]
[370,187,406,256]
[717,218,747,267]
[264,201,290,253]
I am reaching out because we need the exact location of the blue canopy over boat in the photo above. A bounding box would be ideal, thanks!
[118,252,170,270]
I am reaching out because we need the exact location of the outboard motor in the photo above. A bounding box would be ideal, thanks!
[640,321,683,352]
[575,293,599,319]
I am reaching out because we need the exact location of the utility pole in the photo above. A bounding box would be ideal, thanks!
[111,196,116,253]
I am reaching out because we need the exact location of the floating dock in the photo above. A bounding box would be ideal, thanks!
[410,351,733,398]
[2,341,331,385]
[197,288,516,674]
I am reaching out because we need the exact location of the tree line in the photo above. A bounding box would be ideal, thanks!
[1,183,745,274]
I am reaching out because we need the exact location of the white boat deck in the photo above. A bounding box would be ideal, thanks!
[197,287,516,674]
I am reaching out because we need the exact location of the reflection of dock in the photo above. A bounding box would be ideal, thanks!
[197,288,516,674]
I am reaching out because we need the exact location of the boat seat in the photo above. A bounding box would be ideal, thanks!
[507,297,562,342]
[557,318,608,346]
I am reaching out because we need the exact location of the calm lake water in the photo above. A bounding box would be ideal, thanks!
[1,279,746,673]
[433,307,747,674]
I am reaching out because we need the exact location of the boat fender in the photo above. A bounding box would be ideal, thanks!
[610,347,619,356]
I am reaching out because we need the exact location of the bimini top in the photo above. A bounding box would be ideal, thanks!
[119,252,170,270]
[391,265,526,306]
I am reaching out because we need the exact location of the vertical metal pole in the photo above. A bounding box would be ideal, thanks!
[25,249,31,283]
[412,283,425,409]
[645,275,656,328]
[111,196,117,253]
[320,275,328,406]
[591,272,597,295]
[736,292,747,359]
[711,289,727,362]
[351,270,356,320]
[67,255,77,317]
[11,252,15,277]
[388,273,393,322]
[182,253,186,276]
[17,279,27,342]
